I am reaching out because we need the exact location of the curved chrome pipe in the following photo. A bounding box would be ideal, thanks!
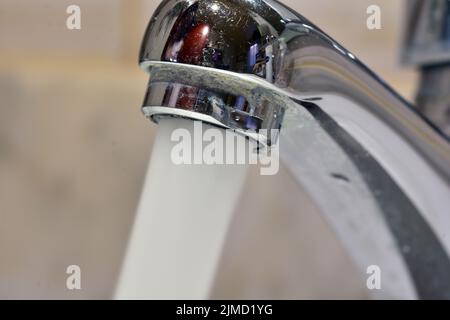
[139,0,450,299]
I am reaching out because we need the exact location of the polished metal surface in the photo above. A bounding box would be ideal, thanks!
[139,0,450,299]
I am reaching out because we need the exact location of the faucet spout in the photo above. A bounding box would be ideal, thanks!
[139,0,450,299]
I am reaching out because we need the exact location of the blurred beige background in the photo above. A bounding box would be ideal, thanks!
[0,0,417,299]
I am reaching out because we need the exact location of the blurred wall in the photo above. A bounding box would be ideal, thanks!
[0,0,416,299]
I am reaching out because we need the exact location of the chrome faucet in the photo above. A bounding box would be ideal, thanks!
[138,0,450,299]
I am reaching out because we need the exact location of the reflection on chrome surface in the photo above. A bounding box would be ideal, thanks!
[137,0,450,299]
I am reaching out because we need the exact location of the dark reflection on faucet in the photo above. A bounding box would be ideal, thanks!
[297,98,450,299]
